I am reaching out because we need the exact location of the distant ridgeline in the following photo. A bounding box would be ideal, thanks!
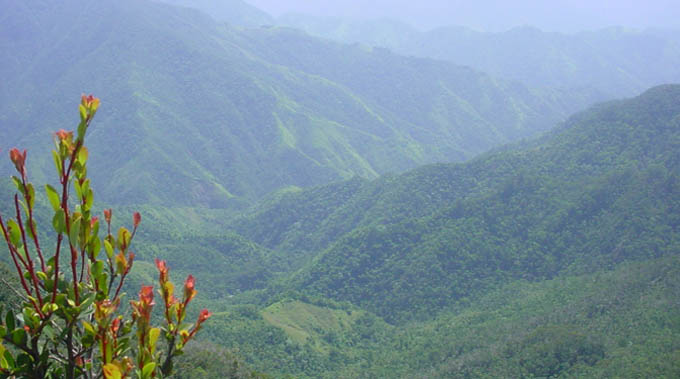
[1,0,597,208]
[278,15,680,98]
[1,0,679,376]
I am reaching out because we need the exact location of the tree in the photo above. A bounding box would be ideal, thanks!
[0,95,211,378]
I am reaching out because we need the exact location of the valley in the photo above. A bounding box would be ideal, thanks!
[0,0,679,377]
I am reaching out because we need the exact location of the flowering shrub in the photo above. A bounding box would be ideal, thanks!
[0,95,210,378]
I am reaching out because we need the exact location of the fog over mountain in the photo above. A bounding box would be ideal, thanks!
[1,0,680,378]
[247,0,680,32]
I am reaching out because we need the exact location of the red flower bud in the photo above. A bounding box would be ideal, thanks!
[81,94,100,109]
[184,309,213,343]
[155,258,168,282]
[198,309,212,324]
[183,275,197,303]
[103,209,112,224]
[133,212,141,228]
[55,129,73,142]
[9,148,26,174]
[139,285,154,307]
[132,285,155,322]
[80,94,100,123]
[185,275,195,291]
[111,317,121,334]
[90,216,99,228]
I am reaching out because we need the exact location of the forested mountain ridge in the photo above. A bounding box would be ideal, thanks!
[0,0,598,207]
[2,1,679,376]
[279,15,680,97]
[229,84,680,323]
[154,0,274,27]
[179,84,680,377]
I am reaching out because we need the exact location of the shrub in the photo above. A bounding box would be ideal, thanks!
[0,95,210,378]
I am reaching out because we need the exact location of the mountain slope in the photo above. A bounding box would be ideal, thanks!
[154,0,274,27]
[230,85,680,322]
[278,15,680,97]
[363,255,680,378]
[1,0,596,207]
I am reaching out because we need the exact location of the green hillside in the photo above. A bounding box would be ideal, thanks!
[279,15,680,97]
[227,85,680,320]
[156,0,274,27]
[357,255,680,378]
[1,0,597,208]
[196,84,680,377]
[2,1,679,377]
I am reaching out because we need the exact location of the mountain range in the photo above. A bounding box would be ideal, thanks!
[205,84,680,377]
[1,0,598,207]
[230,84,680,320]
[279,15,680,97]
[1,0,679,377]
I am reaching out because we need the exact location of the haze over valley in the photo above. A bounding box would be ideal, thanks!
[0,0,679,377]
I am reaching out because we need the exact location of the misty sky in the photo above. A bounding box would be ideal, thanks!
[246,0,680,32]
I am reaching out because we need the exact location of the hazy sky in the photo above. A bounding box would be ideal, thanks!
[245,0,680,32]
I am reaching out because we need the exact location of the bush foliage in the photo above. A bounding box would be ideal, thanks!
[0,96,210,378]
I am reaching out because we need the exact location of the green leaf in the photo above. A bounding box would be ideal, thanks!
[24,219,36,240]
[82,321,95,336]
[52,150,63,175]
[79,105,87,122]
[10,176,23,194]
[22,308,38,328]
[78,146,89,165]
[89,231,102,260]
[117,227,130,251]
[3,349,15,369]
[44,278,54,292]
[46,303,59,313]
[74,180,82,201]
[69,215,81,247]
[42,324,55,340]
[115,252,127,275]
[45,184,61,212]
[77,120,87,141]
[142,362,156,379]
[79,294,95,310]
[55,294,67,309]
[5,311,14,331]
[26,183,35,210]
[40,303,52,316]
[97,276,109,294]
[7,219,21,247]
[104,239,114,259]
[36,271,47,282]
[85,188,94,210]
[104,339,113,364]
[102,363,121,379]
[91,261,104,278]
[0,343,6,369]
[81,333,94,348]
[148,328,160,353]
[12,328,26,346]
[52,209,66,234]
